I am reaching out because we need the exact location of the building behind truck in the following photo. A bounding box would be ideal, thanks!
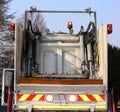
[1,8,113,112]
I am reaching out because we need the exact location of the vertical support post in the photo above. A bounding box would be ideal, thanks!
[57,46,62,74]
[76,48,81,74]
[87,43,93,79]
[80,34,85,73]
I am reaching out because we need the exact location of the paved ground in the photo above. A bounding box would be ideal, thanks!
[0,106,7,112]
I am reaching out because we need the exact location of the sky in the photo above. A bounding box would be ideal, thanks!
[9,0,120,47]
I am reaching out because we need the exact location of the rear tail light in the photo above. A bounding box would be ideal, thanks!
[45,94,54,103]
[68,94,77,103]
[107,24,112,34]
[10,23,15,31]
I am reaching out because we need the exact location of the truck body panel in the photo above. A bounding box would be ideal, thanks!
[13,23,108,112]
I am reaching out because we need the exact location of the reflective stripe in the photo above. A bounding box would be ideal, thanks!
[96,105,107,109]
[18,105,27,109]
[18,105,107,110]
[33,105,90,109]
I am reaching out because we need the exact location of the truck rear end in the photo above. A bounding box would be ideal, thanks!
[1,8,112,112]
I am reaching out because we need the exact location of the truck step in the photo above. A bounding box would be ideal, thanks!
[16,84,106,93]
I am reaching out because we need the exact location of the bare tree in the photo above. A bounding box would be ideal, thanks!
[17,12,47,33]
[0,0,14,70]
[0,0,14,31]
[33,13,47,32]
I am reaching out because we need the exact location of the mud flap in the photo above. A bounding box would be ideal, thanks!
[7,87,12,112]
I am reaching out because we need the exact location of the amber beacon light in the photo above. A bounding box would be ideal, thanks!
[67,21,73,29]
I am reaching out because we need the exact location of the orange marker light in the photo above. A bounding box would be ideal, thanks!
[10,23,15,31]
[68,21,73,29]
[107,24,112,34]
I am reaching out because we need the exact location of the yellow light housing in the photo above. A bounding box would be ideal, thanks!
[68,21,73,29]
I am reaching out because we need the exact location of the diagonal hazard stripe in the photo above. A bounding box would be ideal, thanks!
[32,94,43,101]
[18,94,30,101]
[39,95,44,101]
[17,94,44,101]
[78,95,84,101]
[78,94,105,102]
[17,94,23,101]
[99,94,105,100]
[79,95,90,101]
[26,94,36,101]
[86,94,97,101]
[92,94,104,101]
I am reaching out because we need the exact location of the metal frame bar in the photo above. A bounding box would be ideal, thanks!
[1,68,14,105]
[24,9,97,31]
[25,10,95,13]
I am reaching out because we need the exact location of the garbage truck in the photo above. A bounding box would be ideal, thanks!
[1,8,113,112]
